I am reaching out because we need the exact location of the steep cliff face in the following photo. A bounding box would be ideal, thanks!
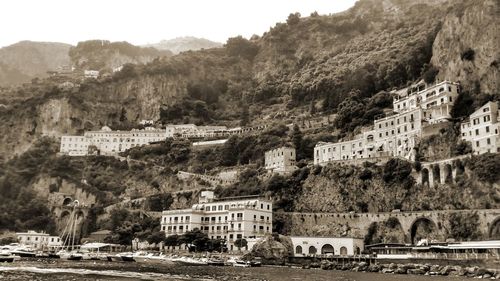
[431,0,500,95]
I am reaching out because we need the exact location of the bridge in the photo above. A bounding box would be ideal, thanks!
[416,155,470,188]
[275,209,500,244]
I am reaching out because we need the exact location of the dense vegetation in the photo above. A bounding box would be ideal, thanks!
[69,40,172,71]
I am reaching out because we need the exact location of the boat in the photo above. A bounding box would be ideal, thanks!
[249,257,262,267]
[118,252,135,262]
[132,251,167,263]
[172,256,208,266]
[207,257,225,266]
[226,257,250,267]
[56,199,84,261]
[57,249,83,261]
[233,260,251,267]
[107,254,122,262]
[0,247,20,262]
[10,246,36,258]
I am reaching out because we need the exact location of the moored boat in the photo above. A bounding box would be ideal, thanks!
[57,250,83,261]
[172,256,208,266]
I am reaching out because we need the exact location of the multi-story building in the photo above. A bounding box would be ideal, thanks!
[165,124,270,139]
[265,147,297,174]
[16,231,62,251]
[165,124,228,139]
[461,101,500,154]
[60,126,166,156]
[314,81,459,165]
[161,191,272,251]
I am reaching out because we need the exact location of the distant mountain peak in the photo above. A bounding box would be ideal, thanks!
[145,37,222,54]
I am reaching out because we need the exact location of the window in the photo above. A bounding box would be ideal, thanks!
[475,129,479,136]
[486,126,490,133]
[476,141,480,147]
[483,107,490,112]
[487,138,491,145]
[484,115,491,122]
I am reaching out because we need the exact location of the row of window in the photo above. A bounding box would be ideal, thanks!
[377,114,415,129]
[463,126,497,137]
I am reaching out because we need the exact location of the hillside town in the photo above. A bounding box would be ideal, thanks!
[1,0,499,279]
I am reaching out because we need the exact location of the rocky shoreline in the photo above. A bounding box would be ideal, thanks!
[302,260,500,279]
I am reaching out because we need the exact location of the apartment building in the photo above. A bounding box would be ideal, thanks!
[60,126,165,156]
[314,81,459,165]
[265,146,297,174]
[461,101,500,154]
[16,231,62,251]
[161,191,272,251]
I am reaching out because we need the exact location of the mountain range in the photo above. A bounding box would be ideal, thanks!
[0,37,223,86]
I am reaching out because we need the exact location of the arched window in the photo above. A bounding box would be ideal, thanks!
[308,246,317,255]
[295,245,302,255]
[340,246,348,256]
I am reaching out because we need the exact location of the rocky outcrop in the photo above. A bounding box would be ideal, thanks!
[431,0,500,95]
[247,234,293,265]
[304,261,500,279]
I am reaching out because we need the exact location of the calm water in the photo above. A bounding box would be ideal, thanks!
[0,260,473,281]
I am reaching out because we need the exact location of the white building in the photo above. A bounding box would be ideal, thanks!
[265,147,297,174]
[461,101,500,154]
[314,81,459,165]
[16,231,62,251]
[165,124,228,139]
[84,70,99,79]
[161,191,272,251]
[60,126,166,156]
[290,236,364,256]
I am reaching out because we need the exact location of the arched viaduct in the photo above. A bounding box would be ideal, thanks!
[276,209,500,244]
[415,155,470,188]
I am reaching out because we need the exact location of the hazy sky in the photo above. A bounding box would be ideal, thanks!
[1,0,357,48]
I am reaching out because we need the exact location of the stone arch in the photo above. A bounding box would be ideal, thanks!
[321,244,334,255]
[340,246,348,256]
[62,197,73,206]
[432,165,441,185]
[384,217,407,243]
[489,217,500,239]
[421,168,429,186]
[295,245,303,255]
[410,217,438,244]
[308,246,317,255]
[444,164,453,184]
[75,210,85,221]
[455,162,465,182]
[60,210,70,219]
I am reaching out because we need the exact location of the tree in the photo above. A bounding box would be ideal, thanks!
[291,124,303,159]
[225,36,259,61]
[383,159,413,186]
[448,213,480,241]
[164,234,179,248]
[234,238,248,251]
[287,12,301,25]
[240,105,249,126]
[146,231,165,250]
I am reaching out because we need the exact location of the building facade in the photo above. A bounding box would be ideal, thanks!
[165,124,228,139]
[314,81,460,165]
[265,147,297,174]
[60,126,166,156]
[461,101,500,154]
[16,231,62,251]
[161,191,272,251]
[290,236,364,256]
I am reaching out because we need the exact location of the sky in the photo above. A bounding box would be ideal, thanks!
[0,0,357,48]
